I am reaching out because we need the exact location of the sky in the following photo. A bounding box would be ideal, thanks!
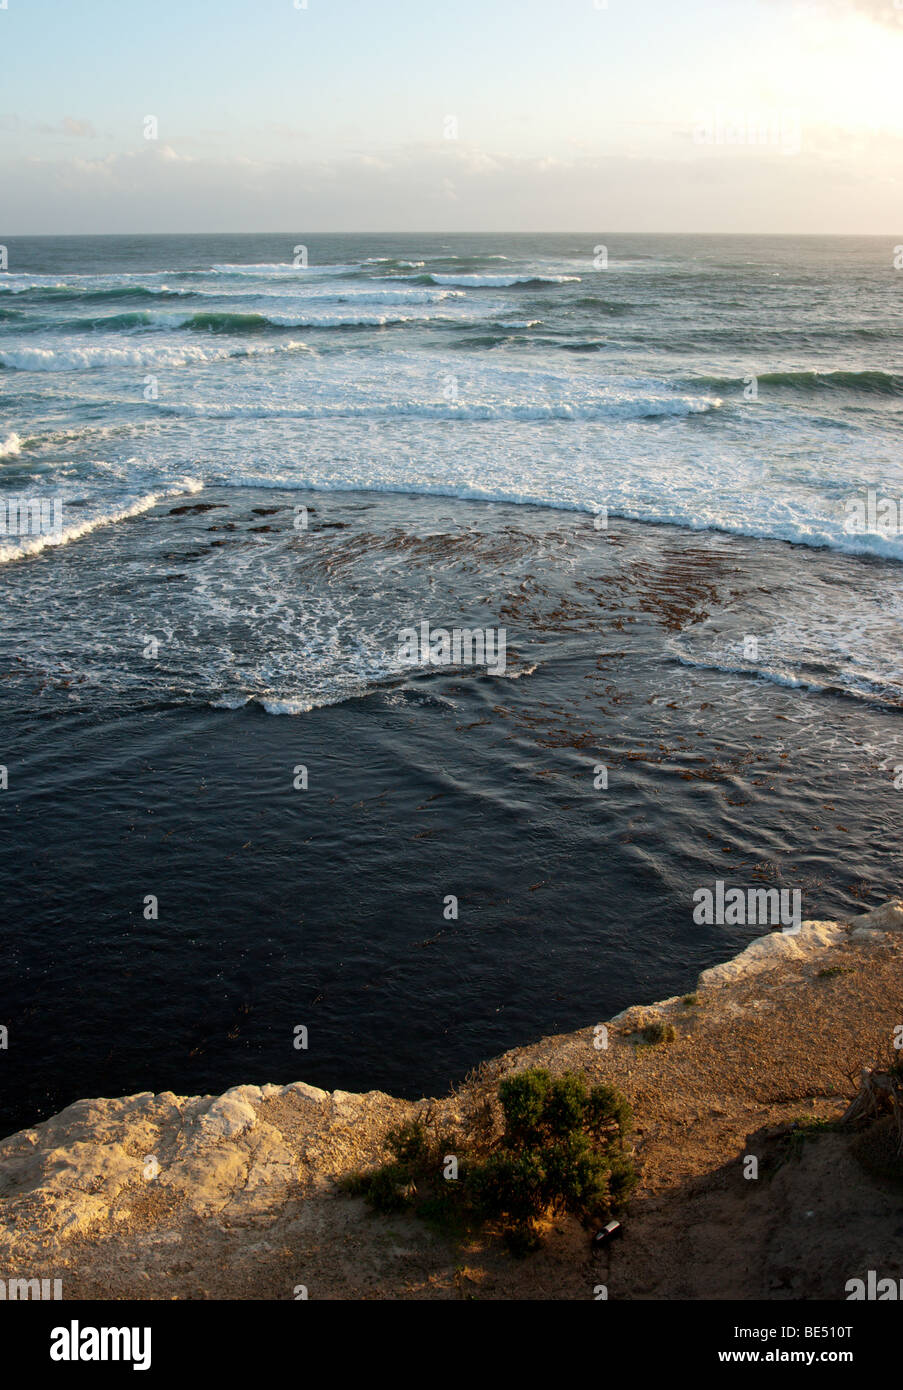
[1,0,901,233]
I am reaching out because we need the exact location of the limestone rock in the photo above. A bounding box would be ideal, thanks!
[0,900,900,1294]
[699,919,846,989]
[847,899,903,932]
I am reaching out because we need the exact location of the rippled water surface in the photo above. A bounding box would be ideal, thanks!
[1,235,901,1133]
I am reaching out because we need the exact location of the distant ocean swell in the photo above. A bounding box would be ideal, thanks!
[0,340,313,370]
[690,369,903,396]
[1,235,901,573]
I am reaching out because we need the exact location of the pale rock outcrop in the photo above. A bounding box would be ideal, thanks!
[0,1080,401,1260]
[0,900,901,1291]
[847,898,903,937]
[699,918,846,988]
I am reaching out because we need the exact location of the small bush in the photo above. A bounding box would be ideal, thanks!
[386,1118,430,1167]
[850,1116,903,1184]
[345,1067,636,1254]
[639,1020,675,1046]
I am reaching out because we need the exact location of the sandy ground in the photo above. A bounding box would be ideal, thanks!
[1,906,901,1300]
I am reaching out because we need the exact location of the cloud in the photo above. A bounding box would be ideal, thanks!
[0,114,97,138]
[2,136,901,234]
[59,118,97,139]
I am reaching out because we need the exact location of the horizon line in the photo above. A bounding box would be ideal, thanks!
[3,229,898,239]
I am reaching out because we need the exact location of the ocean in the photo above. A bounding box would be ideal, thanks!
[1,233,901,1134]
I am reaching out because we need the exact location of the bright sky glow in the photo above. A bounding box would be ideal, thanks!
[0,0,901,231]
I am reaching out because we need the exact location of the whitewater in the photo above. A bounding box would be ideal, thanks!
[1,231,902,712]
[2,234,900,561]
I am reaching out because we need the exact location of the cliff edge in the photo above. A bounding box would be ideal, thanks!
[1,902,902,1299]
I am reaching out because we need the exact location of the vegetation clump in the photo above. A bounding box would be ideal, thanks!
[639,1019,676,1046]
[342,1067,636,1255]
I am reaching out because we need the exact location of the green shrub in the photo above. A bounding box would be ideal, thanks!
[358,1162,413,1213]
[639,1020,675,1046]
[344,1067,636,1255]
[386,1118,430,1167]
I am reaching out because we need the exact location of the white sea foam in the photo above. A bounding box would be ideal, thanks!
[209,262,360,276]
[9,422,140,453]
[259,696,320,715]
[672,654,833,693]
[0,275,69,293]
[0,271,190,294]
[363,258,426,268]
[0,340,310,371]
[142,307,448,331]
[427,274,582,287]
[262,311,444,329]
[0,478,203,564]
[158,395,719,421]
[269,287,464,305]
[4,244,902,577]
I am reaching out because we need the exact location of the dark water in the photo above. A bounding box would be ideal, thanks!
[1,487,901,1137]
[1,234,902,1136]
